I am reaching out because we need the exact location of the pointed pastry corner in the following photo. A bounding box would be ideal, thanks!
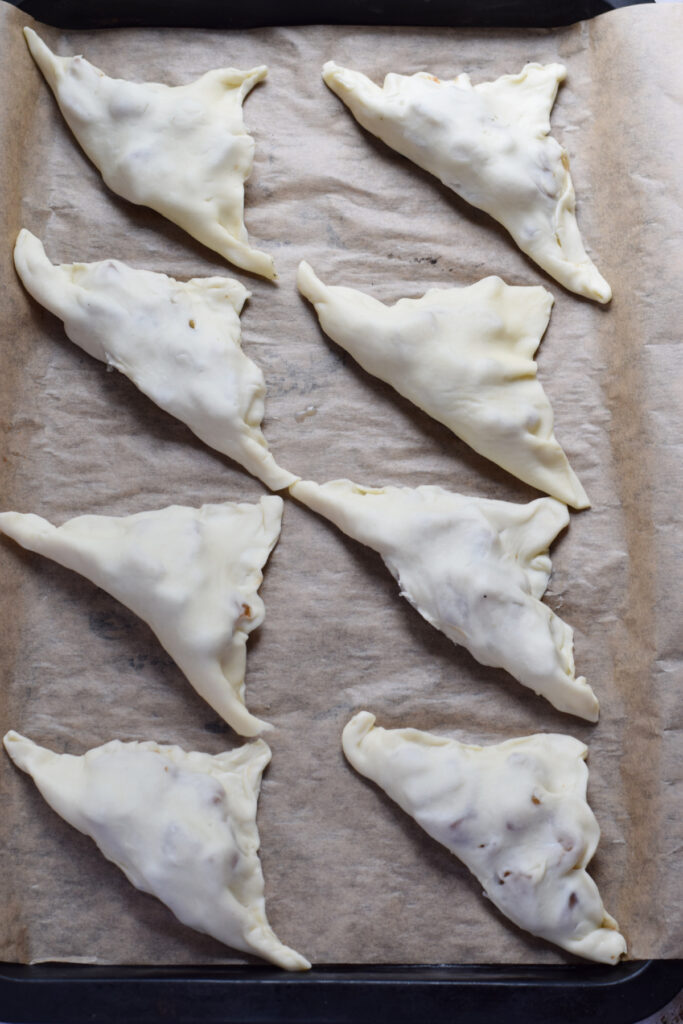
[14,226,37,259]
[274,947,311,971]
[259,493,285,530]
[321,61,378,106]
[13,229,50,280]
[296,260,325,303]
[221,242,276,283]
[23,27,63,87]
[223,736,273,789]
[256,251,277,283]
[552,62,567,84]
[270,468,301,493]
[525,496,570,548]
[23,26,49,60]
[246,923,311,971]
[236,63,268,98]
[0,510,54,549]
[288,478,316,503]
[13,232,77,321]
[256,459,300,493]
[242,713,276,738]
[579,682,600,724]
[583,920,627,965]
[554,467,590,511]
[3,730,47,773]
[525,60,566,88]
[586,270,612,305]
[207,665,275,739]
[321,60,342,85]
[342,711,377,759]
[244,736,272,771]
[553,673,599,723]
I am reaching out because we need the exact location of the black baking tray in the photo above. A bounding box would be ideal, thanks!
[2,0,679,1022]
[6,0,656,27]
[0,960,681,1023]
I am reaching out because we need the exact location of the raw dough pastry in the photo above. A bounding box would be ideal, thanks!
[0,497,283,736]
[3,730,310,970]
[290,479,598,721]
[323,61,611,303]
[297,262,588,508]
[342,711,626,964]
[23,28,275,279]
[14,230,296,491]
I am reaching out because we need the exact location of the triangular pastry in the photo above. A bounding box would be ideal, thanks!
[297,262,588,508]
[4,730,310,970]
[290,479,598,720]
[24,27,275,279]
[342,712,626,964]
[0,497,283,736]
[323,61,611,303]
[14,231,296,491]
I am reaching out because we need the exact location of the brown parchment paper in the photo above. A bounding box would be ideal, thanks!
[0,1,681,966]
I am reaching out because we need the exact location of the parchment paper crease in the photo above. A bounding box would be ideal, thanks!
[0,1,680,964]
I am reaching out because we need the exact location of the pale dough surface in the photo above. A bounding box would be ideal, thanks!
[323,61,611,302]
[24,28,277,279]
[14,230,296,490]
[0,497,283,736]
[290,478,598,721]
[4,730,310,969]
[343,711,626,963]
[297,262,588,508]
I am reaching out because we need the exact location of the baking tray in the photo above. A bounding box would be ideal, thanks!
[1,0,680,1021]
[1,960,681,1023]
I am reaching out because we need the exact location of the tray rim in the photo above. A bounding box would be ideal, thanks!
[0,959,681,1024]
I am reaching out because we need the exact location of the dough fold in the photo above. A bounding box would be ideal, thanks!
[14,231,296,491]
[298,261,588,508]
[342,712,626,964]
[24,27,275,278]
[290,478,598,721]
[4,730,310,970]
[0,497,283,736]
[323,61,611,303]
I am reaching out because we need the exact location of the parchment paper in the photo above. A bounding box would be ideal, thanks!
[0,2,680,965]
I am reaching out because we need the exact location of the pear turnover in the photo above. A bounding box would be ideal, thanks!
[14,231,296,491]
[297,262,588,508]
[24,28,275,278]
[323,61,611,303]
[0,498,283,736]
[4,731,310,970]
[290,479,598,721]
[342,712,626,964]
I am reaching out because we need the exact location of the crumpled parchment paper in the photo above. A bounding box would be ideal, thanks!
[0,0,680,964]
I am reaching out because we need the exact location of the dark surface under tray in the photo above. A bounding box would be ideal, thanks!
[1,0,679,1021]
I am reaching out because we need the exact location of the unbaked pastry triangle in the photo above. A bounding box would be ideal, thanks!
[14,231,295,491]
[4,730,310,970]
[342,711,626,964]
[323,61,611,303]
[290,479,598,721]
[297,262,588,508]
[24,27,275,279]
[0,497,283,736]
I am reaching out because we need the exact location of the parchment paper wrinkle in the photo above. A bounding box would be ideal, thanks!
[0,1,680,964]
